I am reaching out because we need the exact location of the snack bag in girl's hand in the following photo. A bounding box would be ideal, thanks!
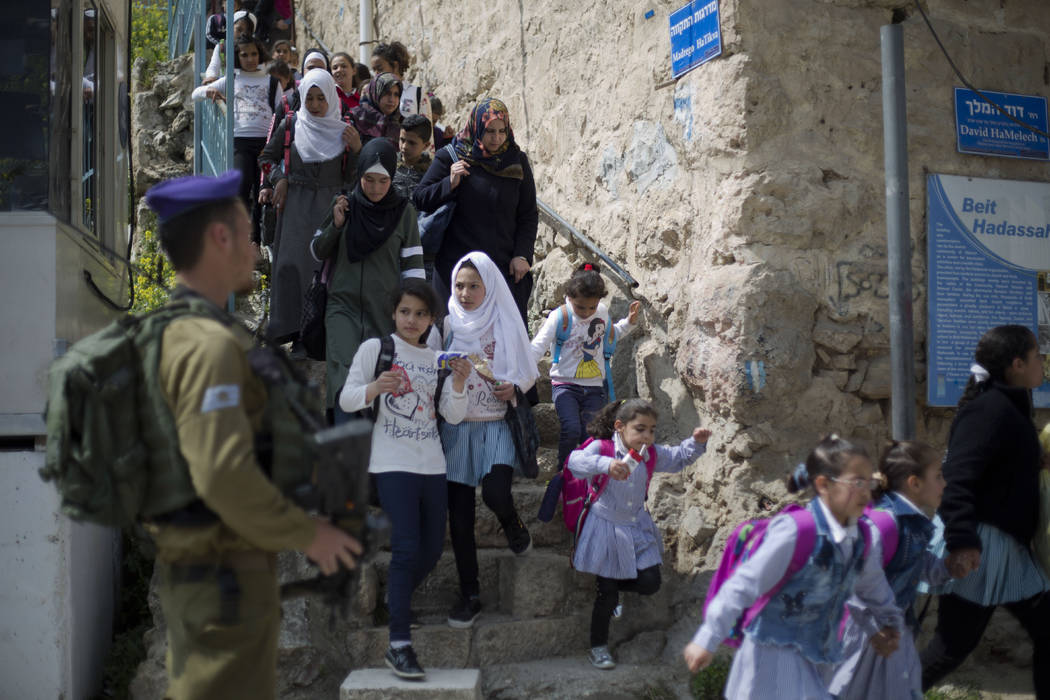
[437,352,469,370]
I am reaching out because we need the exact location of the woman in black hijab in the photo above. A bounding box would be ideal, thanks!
[310,138,426,418]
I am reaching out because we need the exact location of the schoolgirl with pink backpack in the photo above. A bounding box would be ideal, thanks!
[684,435,904,699]
[566,398,710,671]
[828,440,956,700]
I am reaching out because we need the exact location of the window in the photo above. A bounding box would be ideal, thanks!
[0,1,53,211]
[81,0,98,232]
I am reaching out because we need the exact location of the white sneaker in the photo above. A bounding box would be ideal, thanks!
[612,603,623,619]
[588,645,616,670]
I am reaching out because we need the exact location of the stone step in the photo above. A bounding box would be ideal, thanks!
[370,471,570,555]
[340,668,482,700]
[480,656,694,700]
[469,481,572,552]
[532,402,561,449]
[343,612,591,669]
[372,548,591,618]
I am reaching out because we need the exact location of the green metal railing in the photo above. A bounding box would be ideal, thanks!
[167,0,233,176]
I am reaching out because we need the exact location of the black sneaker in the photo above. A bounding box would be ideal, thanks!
[385,644,425,680]
[505,517,532,556]
[447,595,482,629]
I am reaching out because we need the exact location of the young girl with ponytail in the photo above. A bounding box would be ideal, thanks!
[530,262,640,471]
[568,398,710,670]
[920,325,1050,695]
[829,440,954,700]
[684,435,902,699]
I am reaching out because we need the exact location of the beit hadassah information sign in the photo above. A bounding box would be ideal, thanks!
[927,174,1050,407]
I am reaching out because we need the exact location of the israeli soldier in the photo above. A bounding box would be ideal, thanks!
[143,171,361,699]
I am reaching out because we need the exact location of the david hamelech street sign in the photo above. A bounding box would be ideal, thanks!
[954,87,1049,161]
[669,0,722,79]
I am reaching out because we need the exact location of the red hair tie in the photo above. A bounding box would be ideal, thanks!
[584,263,594,271]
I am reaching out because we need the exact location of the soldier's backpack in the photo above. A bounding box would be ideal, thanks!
[40,295,320,528]
[551,304,620,400]
[701,504,874,648]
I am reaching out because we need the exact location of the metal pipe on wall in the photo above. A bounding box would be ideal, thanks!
[881,24,916,440]
[359,0,373,65]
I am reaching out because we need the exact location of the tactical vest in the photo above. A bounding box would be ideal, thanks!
[42,290,321,528]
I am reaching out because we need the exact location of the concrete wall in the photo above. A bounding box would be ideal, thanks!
[0,450,118,700]
[0,214,122,698]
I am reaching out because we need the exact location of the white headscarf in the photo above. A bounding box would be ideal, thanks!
[294,70,347,164]
[445,252,540,391]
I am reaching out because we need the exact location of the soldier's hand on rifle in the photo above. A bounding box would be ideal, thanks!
[366,370,403,402]
[448,357,471,392]
[305,518,363,575]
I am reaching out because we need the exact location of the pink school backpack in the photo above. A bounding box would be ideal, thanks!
[562,438,657,562]
[862,504,900,567]
[703,504,874,647]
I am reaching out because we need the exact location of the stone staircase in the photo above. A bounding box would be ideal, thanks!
[131,365,697,700]
[336,376,694,699]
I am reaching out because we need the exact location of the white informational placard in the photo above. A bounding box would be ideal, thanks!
[926,174,1050,407]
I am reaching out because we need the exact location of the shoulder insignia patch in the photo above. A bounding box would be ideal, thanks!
[201,384,241,413]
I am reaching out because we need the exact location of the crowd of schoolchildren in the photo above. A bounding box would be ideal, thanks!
[192,6,1050,696]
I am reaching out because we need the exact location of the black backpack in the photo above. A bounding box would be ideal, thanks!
[363,335,448,422]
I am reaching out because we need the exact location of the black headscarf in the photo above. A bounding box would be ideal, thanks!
[344,138,407,263]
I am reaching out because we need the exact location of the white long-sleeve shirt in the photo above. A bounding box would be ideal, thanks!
[191,69,273,138]
[530,301,634,387]
[340,335,467,475]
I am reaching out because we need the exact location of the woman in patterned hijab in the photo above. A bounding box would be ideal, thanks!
[349,71,403,147]
[451,97,524,179]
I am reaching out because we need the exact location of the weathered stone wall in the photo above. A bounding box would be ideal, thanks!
[296,0,1049,562]
[294,0,1050,673]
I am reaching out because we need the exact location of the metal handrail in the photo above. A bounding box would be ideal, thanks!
[536,199,639,288]
[294,8,331,56]
[167,0,196,58]
[167,0,233,175]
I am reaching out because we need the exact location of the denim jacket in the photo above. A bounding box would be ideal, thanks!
[747,499,867,664]
[872,492,937,624]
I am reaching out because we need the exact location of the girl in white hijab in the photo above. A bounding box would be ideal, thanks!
[294,69,354,163]
[438,251,540,629]
[258,66,361,351]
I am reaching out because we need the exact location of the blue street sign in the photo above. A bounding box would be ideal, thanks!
[954,87,1049,161]
[669,0,722,79]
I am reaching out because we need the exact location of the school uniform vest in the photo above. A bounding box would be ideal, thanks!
[746,500,867,664]
[877,492,936,625]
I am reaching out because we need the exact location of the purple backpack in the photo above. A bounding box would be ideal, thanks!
[862,505,900,567]
[563,438,657,564]
[703,504,874,647]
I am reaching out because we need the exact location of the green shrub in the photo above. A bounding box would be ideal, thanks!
[132,226,175,313]
[923,686,984,700]
[131,1,169,71]
[690,659,731,699]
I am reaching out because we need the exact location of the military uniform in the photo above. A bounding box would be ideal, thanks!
[146,297,317,700]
